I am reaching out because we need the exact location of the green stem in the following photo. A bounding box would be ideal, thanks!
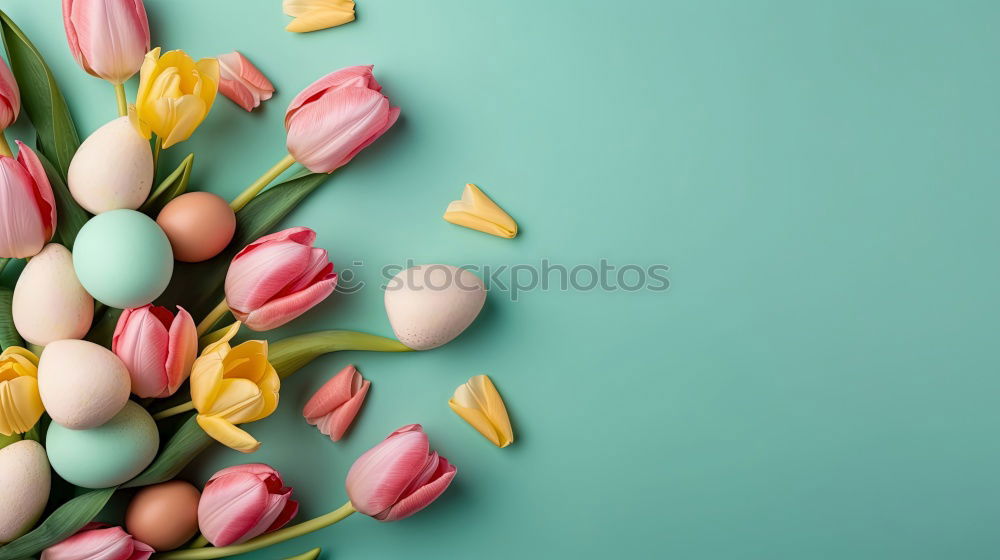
[152,401,195,421]
[0,132,11,157]
[230,154,297,212]
[114,82,127,116]
[197,300,231,337]
[152,135,163,181]
[283,549,321,560]
[268,330,414,379]
[188,535,209,549]
[155,502,355,560]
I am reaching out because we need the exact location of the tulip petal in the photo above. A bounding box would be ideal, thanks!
[223,340,269,384]
[0,56,17,129]
[345,428,431,516]
[197,414,262,453]
[190,351,225,412]
[444,184,518,239]
[283,0,356,33]
[164,307,198,396]
[14,142,56,241]
[285,66,378,123]
[449,374,514,447]
[304,365,370,441]
[249,364,281,422]
[40,524,152,560]
[198,471,270,547]
[375,457,457,522]
[0,157,49,259]
[207,378,265,422]
[156,95,208,149]
[225,241,315,313]
[236,488,294,544]
[63,0,150,84]
[241,273,337,332]
[218,52,274,112]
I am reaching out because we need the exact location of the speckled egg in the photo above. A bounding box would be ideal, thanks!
[68,117,153,214]
[73,209,174,308]
[384,264,487,350]
[38,339,131,429]
[0,440,51,544]
[156,192,236,262]
[46,401,159,488]
[126,480,201,550]
[11,243,94,345]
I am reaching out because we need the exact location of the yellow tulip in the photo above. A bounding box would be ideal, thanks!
[284,0,356,33]
[0,347,44,436]
[448,374,514,447]
[443,184,518,238]
[191,322,279,453]
[133,48,219,149]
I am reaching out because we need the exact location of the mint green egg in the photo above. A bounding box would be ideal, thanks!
[73,209,173,308]
[45,401,159,489]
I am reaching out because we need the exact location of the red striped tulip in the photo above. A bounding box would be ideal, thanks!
[285,65,399,173]
[62,0,150,85]
[217,52,275,112]
[303,364,369,441]
[197,464,298,547]
[112,305,197,398]
[346,424,457,521]
[41,523,153,560]
[0,142,56,259]
[0,55,19,130]
[224,227,338,331]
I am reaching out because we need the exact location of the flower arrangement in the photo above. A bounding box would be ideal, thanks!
[0,2,515,558]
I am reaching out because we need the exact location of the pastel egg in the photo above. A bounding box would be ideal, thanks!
[156,192,236,262]
[12,243,94,345]
[384,264,486,350]
[0,440,51,544]
[73,209,174,308]
[46,401,159,488]
[125,480,201,551]
[38,339,131,429]
[68,116,153,214]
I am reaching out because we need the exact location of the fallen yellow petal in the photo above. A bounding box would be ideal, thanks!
[284,0,356,33]
[448,374,514,447]
[444,184,518,238]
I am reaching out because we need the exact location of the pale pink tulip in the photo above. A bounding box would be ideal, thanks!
[0,142,56,259]
[112,304,197,398]
[224,227,337,331]
[285,65,399,173]
[41,523,153,560]
[346,424,457,521]
[0,55,20,129]
[198,463,298,547]
[303,364,370,441]
[62,0,150,84]
[217,52,275,112]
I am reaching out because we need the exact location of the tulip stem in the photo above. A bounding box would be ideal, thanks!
[188,535,209,548]
[114,82,128,117]
[152,401,195,421]
[268,330,414,379]
[229,154,297,212]
[197,300,231,336]
[155,502,356,560]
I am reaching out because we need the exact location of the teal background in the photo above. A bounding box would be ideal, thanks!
[3,0,1000,558]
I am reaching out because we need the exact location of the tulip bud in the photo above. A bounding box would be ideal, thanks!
[217,52,275,112]
[112,305,198,398]
[0,347,44,436]
[303,364,369,441]
[285,65,399,173]
[449,375,514,447]
[40,523,153,560]
[62,0,150,85]
[198,463,298,547]
[0,141,56,259]
[224,227,338,332]
[0,55,20,130]
[133,48,219,149]
[346,424,457,521]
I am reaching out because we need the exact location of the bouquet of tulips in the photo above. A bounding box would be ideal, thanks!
[0,2,516,559]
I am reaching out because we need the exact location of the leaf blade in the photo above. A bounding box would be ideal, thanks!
[0,489,115,560]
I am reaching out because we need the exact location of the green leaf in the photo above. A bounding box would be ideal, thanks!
[0,489,115,560]
[0,10,80,179]
[0,432,19,451]
[120,413,213,489]
[269,330,412,379]
[37,152,91,250]
[0,286,22,350]
[140,153,195,216]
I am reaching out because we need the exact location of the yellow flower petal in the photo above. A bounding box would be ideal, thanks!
[443,184,518,238]
[0,347,40,368]
[248,364,280,422]
[190,353,225,412]
[134,48,217,149]
[197,414,261,453]
[448,374,514,447]
[207,378,265,422]
[0,377,44,435]
[284,0,356,32]
[223,340,269,383]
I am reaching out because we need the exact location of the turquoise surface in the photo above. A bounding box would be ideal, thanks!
[3,1,999,558]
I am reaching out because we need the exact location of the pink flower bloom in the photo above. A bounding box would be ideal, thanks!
[217,51,275,112]
[41,523,153,560]
[285,65,399,173]
[224,227,338,331]
[303,364,370,441]
[0,142,56,259]
[62,0,150,84]
[198,463,298,547]
[0,55,20,129]
[346,424,457,521]
[112,304,198,398]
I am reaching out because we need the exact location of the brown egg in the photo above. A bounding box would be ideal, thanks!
[156,192,236,262]
[125,480,201,551]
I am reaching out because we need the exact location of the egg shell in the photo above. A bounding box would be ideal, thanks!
[38,339,131,429]
[384,264,487,350]
[156,192,237,262]
[68,116,153,214]
[125,480,201,550]
[46,401,159,488]
[0,440,51,544]
[73,209,174,308]
[12,243,94,346]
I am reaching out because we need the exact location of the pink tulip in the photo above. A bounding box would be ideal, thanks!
[198,463,299,547]
[0,141,56,259]
[112,304,198,398]
[303,364,370,441]
[41,523,153,560]
[217,52,275,112]
[346,424,457,521]
[224,227,338,331]
[62,0,150,84]
[285,65,399,173]
[0,55,20,129]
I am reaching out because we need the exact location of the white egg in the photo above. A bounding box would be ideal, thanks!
[0,440,51,544]
[12,243,94,346]
[38,339,131,429]
[384,264,486,350]
[68,116,153,214]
